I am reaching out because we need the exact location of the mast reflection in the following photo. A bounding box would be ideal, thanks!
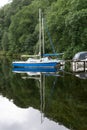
[12,67,63,123]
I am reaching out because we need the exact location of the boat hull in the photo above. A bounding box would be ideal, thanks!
[12,62,59,68]
[12,67,58,73]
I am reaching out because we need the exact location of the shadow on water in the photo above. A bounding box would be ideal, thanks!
[0,57,87,130]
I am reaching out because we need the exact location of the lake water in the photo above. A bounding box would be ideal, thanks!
[0,57,87,130]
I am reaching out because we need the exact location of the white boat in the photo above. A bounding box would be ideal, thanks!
[12,57,63,68]
[12,9,64,69]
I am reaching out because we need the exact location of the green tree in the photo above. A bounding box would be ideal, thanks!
[0,0,87,58]
[9,6,38,53]
[1,31,9,51]
[46,0,87,58]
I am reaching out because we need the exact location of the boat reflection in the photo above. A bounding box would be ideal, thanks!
[12,66,64,78]
[63,70,87,80]
[11,62,87,129]
[74,72,87,79]
[14,64,87,80]
[12,67,64,123]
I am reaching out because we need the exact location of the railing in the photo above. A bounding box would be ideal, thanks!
[71,60,87,72]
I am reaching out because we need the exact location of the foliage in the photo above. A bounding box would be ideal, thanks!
[46,0,87,58]
[9,6,38,53]
[1,31,9,51]
[0,0,87,58]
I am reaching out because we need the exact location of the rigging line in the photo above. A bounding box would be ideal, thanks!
[44,19,56,54]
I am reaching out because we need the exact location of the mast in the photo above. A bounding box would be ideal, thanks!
[39,9,42,58]
[39,9,45,58]
[42,16,45,55]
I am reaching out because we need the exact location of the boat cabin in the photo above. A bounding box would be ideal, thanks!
[71,51,87,72]
[73,51,87,61]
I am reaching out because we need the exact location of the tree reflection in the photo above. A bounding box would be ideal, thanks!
[0,57,87,130]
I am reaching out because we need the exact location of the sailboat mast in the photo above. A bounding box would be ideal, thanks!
[39,9,42,58]
[42,16,45,55]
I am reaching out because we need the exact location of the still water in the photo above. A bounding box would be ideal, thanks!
[0,57,87,130]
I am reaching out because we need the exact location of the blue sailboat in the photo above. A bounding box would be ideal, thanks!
[12,9,64,70]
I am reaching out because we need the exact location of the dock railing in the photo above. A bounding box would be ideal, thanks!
[71,60,87,72]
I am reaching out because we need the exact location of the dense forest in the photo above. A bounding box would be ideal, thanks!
[0,0,87,59]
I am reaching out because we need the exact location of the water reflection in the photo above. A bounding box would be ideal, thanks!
[12,68,63,78]
[0,57,87,130]
[65,60,87,79]
[12,68,63,123]
[0,95,68,130]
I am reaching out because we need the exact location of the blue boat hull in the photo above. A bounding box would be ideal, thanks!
[12,62,59,68]
[12,67,58,73]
